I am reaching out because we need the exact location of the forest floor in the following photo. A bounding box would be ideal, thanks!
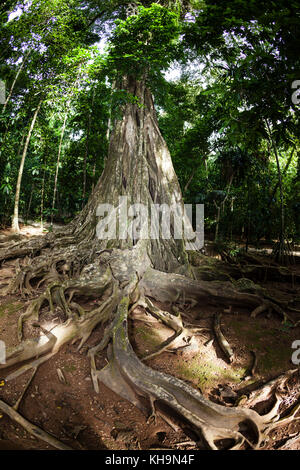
[0,226,300,450]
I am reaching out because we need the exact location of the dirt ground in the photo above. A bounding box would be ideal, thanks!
[0,225,300,450]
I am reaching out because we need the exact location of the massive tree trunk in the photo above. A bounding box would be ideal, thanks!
[67,75,195,273]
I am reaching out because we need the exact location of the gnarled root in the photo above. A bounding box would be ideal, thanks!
[17,266,113,341]
[95,292,279,450]
[213,312,234,363]
[130,297,209,361]
[0,399,72,450]
[250,300,292,324]
[140,268,291,323]
[1,244,299,451]
[0,235,51,266]
[91,266,300,450]
[1,270,118,384]
[236,369,299,408]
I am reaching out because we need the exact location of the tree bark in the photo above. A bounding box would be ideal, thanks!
[68,75,196,273]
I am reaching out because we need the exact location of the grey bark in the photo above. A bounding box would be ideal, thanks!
[12,99,42,233]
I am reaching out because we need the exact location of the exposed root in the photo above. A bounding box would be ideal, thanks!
[17,266,113,341]
[1,274,118,385]
[13,367,37,411]
[241,351,257,382]
[250,300,292,324]
[88,315,118,393]
[0,399,72,450]
[2,257,58,298]
[95,291,282,450]
[251,304,268,318]
[2,328,57,371]
[140,267,291,324]
[278,432,300,449]
[236,369,299,408]
[139,297,208,360]
[1,240,299,450]
[0,234,99,301]
[142,329,184,361]
[213,312,234,363]
[5,352,56,382]
[0,235,51,266]
[259,394,300,440]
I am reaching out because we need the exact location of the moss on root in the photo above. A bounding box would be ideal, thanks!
[0,301,24,318]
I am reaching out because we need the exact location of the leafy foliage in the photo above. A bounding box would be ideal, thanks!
[108,4,181,76]
[0,0,299,244]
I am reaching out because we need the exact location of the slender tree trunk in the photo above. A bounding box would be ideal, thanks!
[204,157,208,179]
[266,120,285,243]
[268,145,296,208]
[40,161,46,230]
[214,200,221,242]
[2,49,31,115]
[51,74,81,225]
[12,100,42,233]
[82,132,89,208]
[16,131,26,163]
[246,178,250,252]
[213,175,233,242]
[230,196,234,241]
[91,163,96,192]
[183,171,195,196]
[82,90,95,208]
[183,155,207,196]
[51,113,68,226]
